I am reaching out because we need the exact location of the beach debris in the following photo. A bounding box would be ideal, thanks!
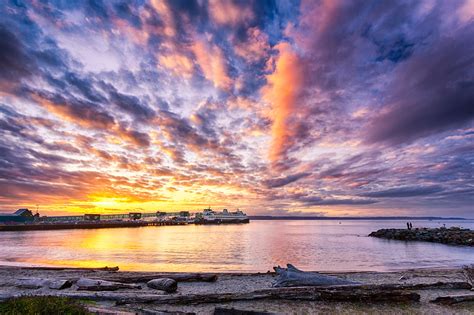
[272,264,360,287]
[399,275,408,281]
[214,307,276,315]
[15,278,72,290]
[76,278,141,291]
[462,265,474,290]
[98,273,217,283]
[430,294,474,305]
[147,278,178,293]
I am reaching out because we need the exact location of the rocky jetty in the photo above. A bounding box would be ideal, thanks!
[369,227,474,246]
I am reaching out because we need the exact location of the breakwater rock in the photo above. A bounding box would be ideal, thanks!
[369,227,474,246]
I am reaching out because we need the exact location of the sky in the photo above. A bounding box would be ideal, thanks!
[0,0,473,217]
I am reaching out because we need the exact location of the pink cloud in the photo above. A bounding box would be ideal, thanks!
[208,0,254,27]
[191,36,232,90]
[261,42,305,164]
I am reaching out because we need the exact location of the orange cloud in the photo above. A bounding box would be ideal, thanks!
[158,53,194,78]
[261,42,305,163]
[191,37,232,90]
[149,0,176,37]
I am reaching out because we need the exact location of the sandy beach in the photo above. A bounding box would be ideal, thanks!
[0,265,473,314]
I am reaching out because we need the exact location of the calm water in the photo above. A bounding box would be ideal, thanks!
[0,220,473,272]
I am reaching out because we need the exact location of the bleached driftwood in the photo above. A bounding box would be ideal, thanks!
[76,278,141,291]
[431,294,474,305]
[214,307,275,315]
[147,278,178,293]
[462,265,474,291]
[272,264,360,287]
[3,285,420,305]
[99,273,217,283]
[15,278,72,290]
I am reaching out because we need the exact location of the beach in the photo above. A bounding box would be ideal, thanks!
[1,265,473,314]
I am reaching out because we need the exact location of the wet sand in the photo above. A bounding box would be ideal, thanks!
[0,265,473,314]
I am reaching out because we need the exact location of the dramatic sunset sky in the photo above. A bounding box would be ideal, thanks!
[0,0,473,217]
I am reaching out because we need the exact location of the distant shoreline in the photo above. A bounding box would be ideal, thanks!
[249,216,469,220]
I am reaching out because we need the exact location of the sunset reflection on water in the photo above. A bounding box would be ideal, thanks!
[1,220,473,272]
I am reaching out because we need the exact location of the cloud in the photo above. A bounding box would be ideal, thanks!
[31,92,116,130]
[191,36,232,90]
[109,89,155,121]
[234,27,270,63]
[0,0,472,217]
[299,196,378,206]
[262,42,306,164]
[158,52,194,78]
[208,0,254,27]
[264,172,310,188]
[0,25,36,90]
[361,186,444,198]
[366,23,474,144]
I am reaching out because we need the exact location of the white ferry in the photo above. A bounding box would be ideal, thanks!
[195,208,249,224]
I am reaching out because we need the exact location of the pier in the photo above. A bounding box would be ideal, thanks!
[0,209,191,232]
[0,208,249,231]
[0,220,186,232]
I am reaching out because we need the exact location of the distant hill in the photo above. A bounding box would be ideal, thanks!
[249,216,468,220]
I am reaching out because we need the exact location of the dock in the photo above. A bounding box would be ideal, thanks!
[0,209,191,232]
[0,220,186,232]
[0,208,249,231]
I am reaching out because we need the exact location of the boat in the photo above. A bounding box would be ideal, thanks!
[195,208,249,224]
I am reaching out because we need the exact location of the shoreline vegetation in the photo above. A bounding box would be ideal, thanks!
[0,265,473,314]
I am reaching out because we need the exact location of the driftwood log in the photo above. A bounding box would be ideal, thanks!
[98,273,217,283]
[463,265,474,290]
[431,294,474,305]
[20,284,420,305]
[15,278,72,290]
[273,264,360,287]
[214,307,275,315]
[76,278,141,291]
[147,278,178,293]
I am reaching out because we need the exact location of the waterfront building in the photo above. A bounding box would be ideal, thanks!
[0,209,37,224]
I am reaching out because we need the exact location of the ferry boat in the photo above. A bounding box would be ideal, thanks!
[195,208,249,224]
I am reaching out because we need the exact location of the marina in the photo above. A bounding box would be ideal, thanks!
[0,208,250,232]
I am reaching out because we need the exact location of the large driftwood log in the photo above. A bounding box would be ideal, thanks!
[2,287,420,305]
[273,264,360,287]
[25,284,419,304]
[431,294,474,305]
[98,273,217,283]
[15,278,72,290]
[147,278,178,293]
[76,278,141,291]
